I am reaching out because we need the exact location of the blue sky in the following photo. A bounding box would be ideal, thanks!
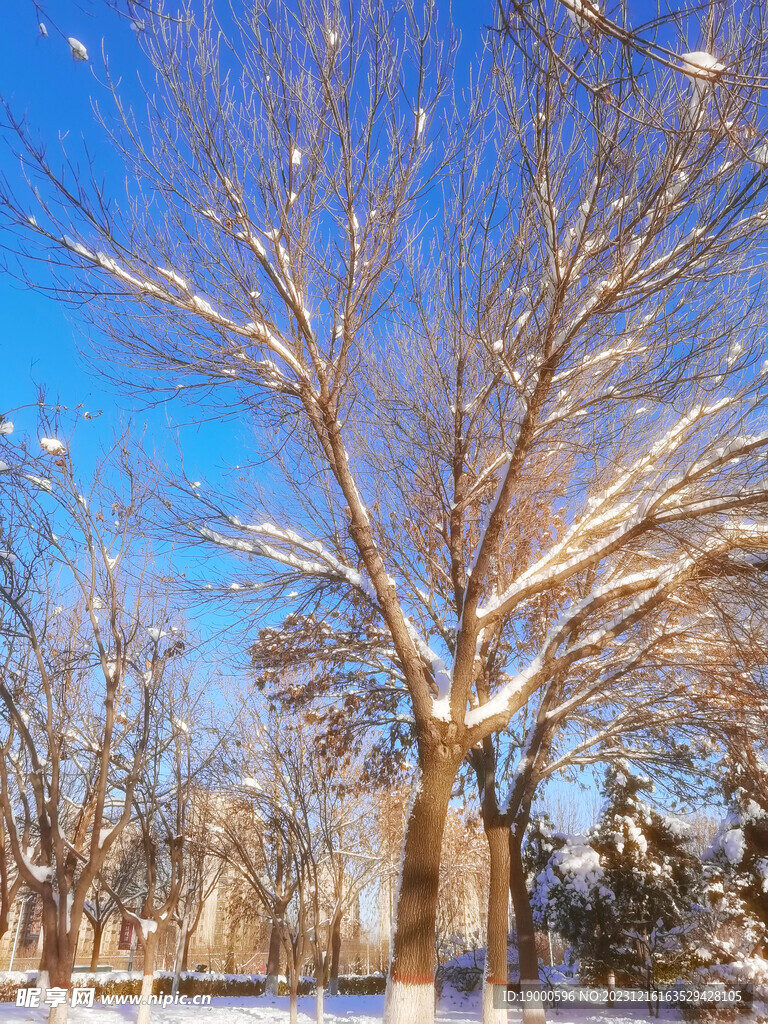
[0,0,488,470]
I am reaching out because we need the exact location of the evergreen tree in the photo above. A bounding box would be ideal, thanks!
[702,749,768,961]
[532,766,701,983]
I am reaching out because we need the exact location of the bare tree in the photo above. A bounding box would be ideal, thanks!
[82,830,145,972]
[3,2,768,1020]
[169,790,224,996]
[0,411,167,1022]
[108,660,204,1024]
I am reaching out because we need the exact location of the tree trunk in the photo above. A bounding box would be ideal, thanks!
[509,827,545,1024]
[288,963,299,1024]
[89,921,103,973]
[482,822,510,1024]
[181,898,204,973]
[48,1002,69,1024]
[265,916,282,995]
[136,930,158,1024]
[383,751,458,1024]
[171,914,189,997]
[328,910,342,996]
[181,927,193,972]
[41,904,75,1022]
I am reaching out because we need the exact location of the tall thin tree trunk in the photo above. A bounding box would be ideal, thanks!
[181,898,204,973]
[383,751,458,1024]
[483,823,510,1024]
[328,910,342,996]
[265,916,282,995]
[171,914,189,997]
[89,921,103,973]
[181,927,193,972]
[316,969,325,1024]
[288,960,299,1024]
[509,827,545,1024]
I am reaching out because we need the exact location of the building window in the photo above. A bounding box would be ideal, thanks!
[117,918,134,950]
[20,895,41,947]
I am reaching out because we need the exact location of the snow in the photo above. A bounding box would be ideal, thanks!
[191,295,216,316]
[564,0,600,29]
[0,420,13,435]
[680,51,724,79]
[24,473,52,491]
[430,696,452,723]
[722,827,746,864]
[292,148,303,166]
[68,38,89,61]
[0,992,698,1022]
[551,840,603,896]
[156,267,189,291]
[39,22,48,36]
[40,437,66,455]
[146,628,168,641]
[416,108,426,138]
[21,848,54,884]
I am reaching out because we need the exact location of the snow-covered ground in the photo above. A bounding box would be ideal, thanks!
[0,992,752,1023]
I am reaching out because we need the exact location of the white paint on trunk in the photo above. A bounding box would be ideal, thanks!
[38,970,50,1003]
[48,1000,69,1024]
[522,1005,548,1024]
[384,978,435,1024]
[316,982,324,1023]
[136,973,154,1024]
[483,979,508,1024]
[265,973,279,995]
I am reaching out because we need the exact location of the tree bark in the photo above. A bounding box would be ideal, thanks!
[41,900,75,1009]
[509,826,545,1024]
[383,751,458,1024]
[181,927,193,972]
[328,910,342,995]
[171,914,189,997]
[89,921,103,973]
[265,917,282,995]
[483,822,510,1024]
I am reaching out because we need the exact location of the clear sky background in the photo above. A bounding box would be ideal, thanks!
[0,0,488,472]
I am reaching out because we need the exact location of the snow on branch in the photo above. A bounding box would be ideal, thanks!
[55,239,307,380]
[197,521,378,605]
[477,398,758,623]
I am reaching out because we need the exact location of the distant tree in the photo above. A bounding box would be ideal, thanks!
[83,831,145,972]
[116,663,204,1024]
[0,411,167,1022]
